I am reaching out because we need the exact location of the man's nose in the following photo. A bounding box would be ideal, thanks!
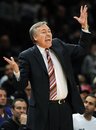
[1,96,6,99]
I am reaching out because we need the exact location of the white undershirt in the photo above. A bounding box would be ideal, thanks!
[73,113,96,130]
[37,45,68,100]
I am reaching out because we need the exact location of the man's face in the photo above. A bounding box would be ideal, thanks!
[12,101,27,121]
[84,96,96,115]
[34,24,52,48]
[0,90,7,106]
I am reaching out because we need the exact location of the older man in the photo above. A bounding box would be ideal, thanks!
[3,5,92,130]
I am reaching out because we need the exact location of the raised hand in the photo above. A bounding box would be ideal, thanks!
[3,57,19,73]
[74,5,88,30]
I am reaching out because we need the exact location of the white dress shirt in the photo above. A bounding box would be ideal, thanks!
[37,45,68,100]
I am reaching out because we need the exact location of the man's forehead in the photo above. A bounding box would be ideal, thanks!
[85,96,96,103]
[15,101,27,106]
[0,90,6,94]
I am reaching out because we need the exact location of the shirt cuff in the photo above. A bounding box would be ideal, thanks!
[13,71,20,81]
[82,29,91,33]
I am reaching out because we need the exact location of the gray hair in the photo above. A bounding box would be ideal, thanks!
[29,21,47,42]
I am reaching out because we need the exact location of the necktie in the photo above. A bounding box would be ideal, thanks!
[45,49,57,100]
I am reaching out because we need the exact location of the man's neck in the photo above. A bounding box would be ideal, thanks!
[83,113,92,121]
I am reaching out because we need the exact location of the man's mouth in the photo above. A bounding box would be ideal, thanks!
[45,39,51,42]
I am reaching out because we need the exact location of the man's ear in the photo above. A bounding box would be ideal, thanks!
[33,35,37,42]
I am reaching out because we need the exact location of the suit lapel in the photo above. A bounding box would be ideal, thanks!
[31,44,70,78]
[31,45,48,74]
[50,46,70,79]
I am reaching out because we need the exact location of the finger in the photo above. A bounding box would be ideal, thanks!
[11,57,15,61]
[80,6,83,14]
[84,5,88,11]
[3,57,12,64]
[73,16,79,21]
[80,5,88,18]
[83,5,88,15]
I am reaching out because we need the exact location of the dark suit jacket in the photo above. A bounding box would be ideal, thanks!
[18,31,92,130]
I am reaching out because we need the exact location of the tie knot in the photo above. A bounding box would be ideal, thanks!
[45,49,49,58]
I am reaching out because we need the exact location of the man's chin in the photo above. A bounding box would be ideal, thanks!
[46,43,52,48]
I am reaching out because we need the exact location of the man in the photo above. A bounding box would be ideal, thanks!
[73,94,96,130]
[0,87,12,126]
[81,39,96,86]
[0,64,18,97]
[3,5,92,130]
[0,98,31,130]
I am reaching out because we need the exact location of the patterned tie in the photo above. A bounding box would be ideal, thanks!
[45,49,57,100]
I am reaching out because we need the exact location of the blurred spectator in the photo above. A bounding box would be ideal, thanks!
[0,64,14,86]
[73,94,96,130]
[1,64,19,97]
[0,87,12,126]
[0,98,31,130]
[0,34,19,69]
[78,74,92,101]
[80,90,90,102]
[78,74,92,93]
[81,38,96,87]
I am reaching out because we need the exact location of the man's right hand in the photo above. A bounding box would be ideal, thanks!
[3,57,19,73]
[19,113,27,125]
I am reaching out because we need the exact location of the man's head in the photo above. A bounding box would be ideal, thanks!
[84,94,96,115]
[0,87,7,108]
[29,21,52,48]
[11,98,27,123]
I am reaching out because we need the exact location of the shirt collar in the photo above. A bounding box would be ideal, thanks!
[37,45,45,55]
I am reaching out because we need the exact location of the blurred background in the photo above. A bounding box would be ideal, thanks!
[0,0,96,95]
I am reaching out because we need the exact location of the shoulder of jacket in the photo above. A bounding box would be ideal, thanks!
[19,46,35,57]
[52,38,66,45]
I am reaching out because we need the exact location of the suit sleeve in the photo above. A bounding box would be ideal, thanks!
[17,52,30,90]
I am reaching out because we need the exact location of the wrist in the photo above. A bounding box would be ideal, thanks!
[82,25,89,30]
